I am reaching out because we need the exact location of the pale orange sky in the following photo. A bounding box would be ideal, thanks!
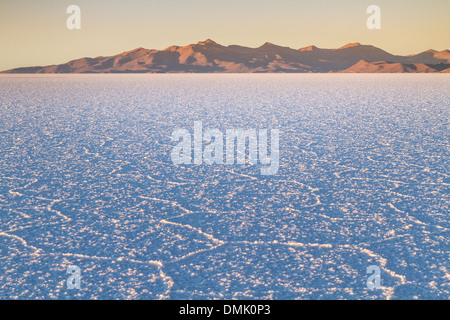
[1,0,449,70]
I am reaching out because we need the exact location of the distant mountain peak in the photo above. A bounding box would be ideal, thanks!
[197,39,218,46]
[339,42,362,49]
[258,42,292,51]
[259,42,277,48]
[341,59,444,73]
[123,47,147,54]
[299,45,318,51]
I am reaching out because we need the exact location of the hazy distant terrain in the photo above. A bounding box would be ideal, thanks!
[2,40,450,73]
[0,74,448,299]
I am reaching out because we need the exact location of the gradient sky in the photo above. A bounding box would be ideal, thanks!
[1,0,449,70]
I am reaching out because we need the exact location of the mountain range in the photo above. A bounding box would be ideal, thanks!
[3,39,450,73]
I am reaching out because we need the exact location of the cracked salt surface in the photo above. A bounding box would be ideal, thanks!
[0,74,449,299]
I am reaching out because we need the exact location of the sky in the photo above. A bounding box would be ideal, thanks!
[0,0,449,70]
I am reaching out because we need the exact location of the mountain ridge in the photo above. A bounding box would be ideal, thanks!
[3,40,450,74]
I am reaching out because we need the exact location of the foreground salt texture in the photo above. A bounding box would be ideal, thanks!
[0,74,448,299]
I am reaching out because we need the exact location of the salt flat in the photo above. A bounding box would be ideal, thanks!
[0,74,448,299]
